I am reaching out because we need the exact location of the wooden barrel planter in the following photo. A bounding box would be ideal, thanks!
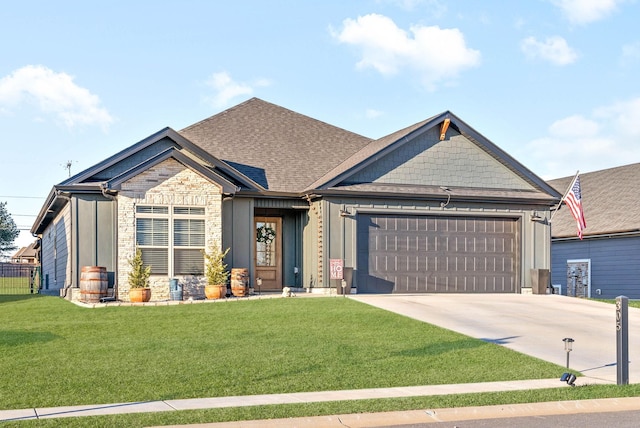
[230,268,249,297]
[80,266,108,303]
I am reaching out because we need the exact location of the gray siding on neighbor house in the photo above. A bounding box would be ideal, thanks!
[551,236,640,299]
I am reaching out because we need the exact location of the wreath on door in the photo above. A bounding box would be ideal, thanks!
[256,224,276,245]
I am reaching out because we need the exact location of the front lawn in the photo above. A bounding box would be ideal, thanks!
[0,295,564,411]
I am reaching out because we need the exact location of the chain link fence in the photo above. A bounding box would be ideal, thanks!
[0,263,40,295]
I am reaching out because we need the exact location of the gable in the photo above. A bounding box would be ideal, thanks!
[345,126,534,191]
[119,158,224,200]
[90,137,179,182]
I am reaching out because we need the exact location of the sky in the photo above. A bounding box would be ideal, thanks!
[1,0,639,253]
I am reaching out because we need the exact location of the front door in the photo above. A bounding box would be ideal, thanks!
[255,217,282,291]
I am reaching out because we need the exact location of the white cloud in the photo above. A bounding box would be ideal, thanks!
[524,97,640,179]
[205,71,271,108]
[521,36,578,65]
[365,108,384,119]
[377,0,447,15]
[594,97,640,138]
[621,42,640,66]
[548,114,600,138]
[0,65,113,130]
[551,0,624,24]
[332,13,480,90]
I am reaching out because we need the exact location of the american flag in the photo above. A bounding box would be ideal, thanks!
[564,175,586,239]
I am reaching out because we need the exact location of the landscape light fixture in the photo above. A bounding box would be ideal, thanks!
[563,337,574,368]
[560,372,576,386]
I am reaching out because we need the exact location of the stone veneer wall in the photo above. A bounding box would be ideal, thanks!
[117,158,223,301]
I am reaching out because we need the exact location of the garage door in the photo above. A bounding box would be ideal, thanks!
[356,215,520,293]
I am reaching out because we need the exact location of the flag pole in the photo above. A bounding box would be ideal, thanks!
[549,170,579,223]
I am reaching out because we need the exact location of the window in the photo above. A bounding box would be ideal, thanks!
[135,205,205,276]
[256,220,277,267]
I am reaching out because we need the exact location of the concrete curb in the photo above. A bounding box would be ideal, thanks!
[163,396,640,428]
[0,377,610,422]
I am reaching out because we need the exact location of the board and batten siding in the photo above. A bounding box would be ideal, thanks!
[40,203,72,293]
[322,197,550,292]
[551,235,640,299]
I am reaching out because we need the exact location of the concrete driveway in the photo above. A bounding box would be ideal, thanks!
[350,293,640,384]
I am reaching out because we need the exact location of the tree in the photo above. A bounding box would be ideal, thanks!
[0,202,19,257]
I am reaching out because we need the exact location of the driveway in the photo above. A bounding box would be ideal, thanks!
[350,293,640,383]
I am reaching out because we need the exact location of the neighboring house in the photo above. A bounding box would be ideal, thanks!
[31,98,561,301]
[10,242,38,264]
[548,163,640,299]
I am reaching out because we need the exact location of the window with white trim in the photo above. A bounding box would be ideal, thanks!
[135,205,205,276]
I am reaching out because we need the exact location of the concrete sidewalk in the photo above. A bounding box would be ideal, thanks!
[0,377,608,422]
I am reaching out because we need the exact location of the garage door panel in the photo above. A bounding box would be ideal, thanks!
[357,214,519,293]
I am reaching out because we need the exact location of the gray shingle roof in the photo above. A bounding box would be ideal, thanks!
[548,163,640,238]
[179,98,373,193]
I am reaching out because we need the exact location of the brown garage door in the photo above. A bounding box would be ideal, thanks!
[356,215,520,293]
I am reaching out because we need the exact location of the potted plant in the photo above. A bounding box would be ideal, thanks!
[203,244,230,299]
[128,248,152,302]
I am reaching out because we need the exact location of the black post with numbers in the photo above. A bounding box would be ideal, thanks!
[616,295,629,385]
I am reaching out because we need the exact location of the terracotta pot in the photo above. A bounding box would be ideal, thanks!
[129,287,151,302]
[205,284,226,299]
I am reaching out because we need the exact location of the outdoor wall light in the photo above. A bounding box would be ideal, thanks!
[530,212,543,221]
[439,186,451,208]
[563,337,574,368]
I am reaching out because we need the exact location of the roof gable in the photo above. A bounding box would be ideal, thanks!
[345,126,533,190]
[61,127,261,191]
[105,147,239,194]
[310,111,560,201]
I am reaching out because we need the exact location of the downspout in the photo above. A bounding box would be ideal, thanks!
[55,191,73,299]
[101,183,118,301]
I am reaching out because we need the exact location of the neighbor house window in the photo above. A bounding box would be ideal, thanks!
[135,205,205,276]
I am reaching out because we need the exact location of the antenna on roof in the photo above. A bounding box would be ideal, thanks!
[62,160,76,177]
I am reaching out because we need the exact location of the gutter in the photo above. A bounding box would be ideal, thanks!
[552,230,640,242]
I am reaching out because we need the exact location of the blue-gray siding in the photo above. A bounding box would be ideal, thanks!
[551,236,640,299]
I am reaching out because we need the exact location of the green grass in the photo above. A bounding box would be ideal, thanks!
[0,295,566,413]
[593,298,640,309]
[0,277,31,294]
[4,295,640,427]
